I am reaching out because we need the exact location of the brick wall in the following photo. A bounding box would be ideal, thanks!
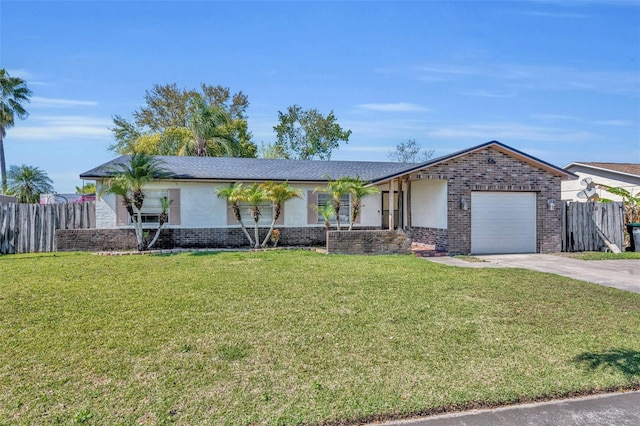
[409,146,562,254]
[56,229,138,252]
[327,230,411,255]
[56,226,330,251]
[408,227,448,251]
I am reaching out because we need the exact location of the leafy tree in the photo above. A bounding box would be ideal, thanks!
[1,69,33,193]
[604,186,640,224]
[388,139,434,163]
[6,164,53,203]
[76,183,96,195]
[101,153,173,251]
[110,83,256,157]
[273,105,351,160]
[346,176,381,231]
[258,142,289,159]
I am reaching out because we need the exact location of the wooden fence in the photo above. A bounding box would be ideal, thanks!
[562,201,625,252]
[0,202,95,254]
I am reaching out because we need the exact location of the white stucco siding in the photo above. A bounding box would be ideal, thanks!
[180,182,227,227]
[561,167,640,202]
[411,179,447,229]
[92,180,386,229]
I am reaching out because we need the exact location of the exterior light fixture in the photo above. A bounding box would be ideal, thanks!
[460,197,468,210]
[547,198,556,211]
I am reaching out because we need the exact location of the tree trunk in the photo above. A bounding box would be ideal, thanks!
[253,219,260,249]
[134,210,144,251]
[147,223,165,249]
[261,205,279,248]
[0,129,6,193]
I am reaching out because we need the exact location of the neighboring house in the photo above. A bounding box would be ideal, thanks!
[79,141,574,254]
[40,193,96,204]
[562,162,640,202]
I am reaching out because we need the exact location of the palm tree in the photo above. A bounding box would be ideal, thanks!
[317,176,353,231]
[259,181,302,247]
[6,164,53,203]
[312,202,335,231]
[217,182,254,247]
[1,69,33,193]
[101,153,172,251]
[346,176,381,230]
[188,96,237,157]
[244,183,268,248]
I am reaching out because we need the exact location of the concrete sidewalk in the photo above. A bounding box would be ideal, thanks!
[371,391,640,426]
[425,254,640,294]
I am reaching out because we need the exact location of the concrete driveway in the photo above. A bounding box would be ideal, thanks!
[426,254,640,294]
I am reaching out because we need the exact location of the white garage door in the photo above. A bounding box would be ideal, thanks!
[471,192,536,254]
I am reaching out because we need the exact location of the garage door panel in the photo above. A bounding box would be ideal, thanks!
[471,192,536,254]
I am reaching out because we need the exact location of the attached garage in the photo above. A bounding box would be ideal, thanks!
[471,192,537,254]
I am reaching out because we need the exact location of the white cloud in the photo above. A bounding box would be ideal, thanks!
[412,63,640,96]
[357,103,430,112]
[9,115,112,141]
[30,96,99,108]
[593,120,632,126]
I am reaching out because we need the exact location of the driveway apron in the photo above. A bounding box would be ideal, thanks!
[425,254,640,294]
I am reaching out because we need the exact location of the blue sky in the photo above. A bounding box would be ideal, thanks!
[2,0,639,193]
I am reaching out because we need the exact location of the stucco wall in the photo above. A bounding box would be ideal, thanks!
[410,179,447,229]
[93,181,382,229]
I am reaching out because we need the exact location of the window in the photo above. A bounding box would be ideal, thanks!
[134,190,168,226]
[317,193,350,224]
[238,202,274,226]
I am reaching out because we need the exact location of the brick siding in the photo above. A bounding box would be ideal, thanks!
[409,146,562,254]
[56,226,331,252]
[408,227,448,251]
[327,230,411,255]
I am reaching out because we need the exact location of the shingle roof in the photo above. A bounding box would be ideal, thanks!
[81,141,574,183]
[80,155,415,182]
[566,162,640,178]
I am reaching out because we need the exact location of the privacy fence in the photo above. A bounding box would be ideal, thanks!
[0,202,95,254]
[562,201,625,252]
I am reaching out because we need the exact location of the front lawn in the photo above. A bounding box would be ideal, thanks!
[1,251,639,425]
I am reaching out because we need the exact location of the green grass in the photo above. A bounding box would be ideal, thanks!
[1,251,639,425]
[561,251,640,260]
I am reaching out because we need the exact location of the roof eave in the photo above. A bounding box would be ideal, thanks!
[371,141,576,184]
[563,162,640,180]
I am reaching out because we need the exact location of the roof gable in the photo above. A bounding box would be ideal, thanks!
[370,141,575,184]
